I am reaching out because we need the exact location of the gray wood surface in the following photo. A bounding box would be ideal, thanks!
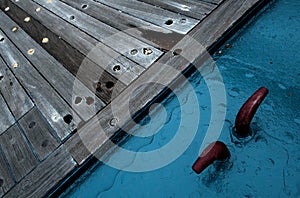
[138,0,217,20]
[3,146,76,198]
[0,144,15,197]
[93,0,200,34]
[66,0,266,164]
[0,11,105,123]
[0,29,80,140]
[0,124,38,182]
[0,94,15,135]
[0,57,34,120]
[60,0,184,50]
[18,108,60,161]
[7,0,146,87]
[32,0,163,68]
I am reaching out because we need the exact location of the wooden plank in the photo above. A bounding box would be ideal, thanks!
[0,57,34,120]
[31,0,163,68]
[200,0,223,5]
[0,144,15,197]
[92,0,200,34]
[0,124,38,182]
[60,0,184,50]
[0,1,130,101]
[0,29,80,140]
[0,94,15,136]
[138,0,217,20]
[3,146,76,198]
[66,0,269,164]
[18,108,60,161]
[0,11,105,122]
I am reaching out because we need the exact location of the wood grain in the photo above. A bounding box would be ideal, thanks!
[18,108,61,161]
[0,124,38,182]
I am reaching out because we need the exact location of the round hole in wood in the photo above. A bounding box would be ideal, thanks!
[74,96,82,105]
[130,49,138,55]
[41,140,49,148]
[86,97,94,105]
[11,26,18,32]
[180,18,187,23]
[106,81,115,89]
[42,37,49,44]
[143,48,153,55]
[24,17,31,22]
[27,49,35,55]
[63,114,73,124]
[165,19,173,25]
[173,49,182,56]
[113,65,121,72]
[82,4,88,9]
[70,15,75,20]
[28,121,36,129]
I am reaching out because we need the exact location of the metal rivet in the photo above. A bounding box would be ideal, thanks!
[36,7,41,12]
[109,118,118,127]
[11,26,18,32]
[225,43,232,49]
[180,18,187,23]
[42,37,49,44]
[27,49,35,55]
[4,7,10,12]
[24,17,31,22]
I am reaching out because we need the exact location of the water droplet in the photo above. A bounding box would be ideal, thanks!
[294,118,300,125]
[228,88,240,97]
[245,73,255,78]
[278,83,287,90]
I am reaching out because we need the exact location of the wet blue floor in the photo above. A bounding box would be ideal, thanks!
[61,0,300,197]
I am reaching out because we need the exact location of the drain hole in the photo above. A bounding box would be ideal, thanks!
[28,121,36,129]
[95,82,102,92]
[41,140,49,148]
[74,96,82,105]
[82,4,88,9]
[63,114,73,124]
[173,49,182,56]
[70,15,75,20]
[113,65,121,72]
[165,19,173,25]
[106,81,115,89]
[86,97,94,105]
[130,49,138,55]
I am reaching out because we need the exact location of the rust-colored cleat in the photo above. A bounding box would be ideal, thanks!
[235,87,269,137]
[192,141,230,174]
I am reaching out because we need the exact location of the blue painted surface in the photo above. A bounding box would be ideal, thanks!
[61,0,300,197]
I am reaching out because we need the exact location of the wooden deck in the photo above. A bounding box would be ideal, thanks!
[0,0,270,197]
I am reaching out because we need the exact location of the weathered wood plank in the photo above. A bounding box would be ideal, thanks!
[0,124,38,182]
[0,1,129,101]
[3,146,76,198]
[200,0,223,5]
[0,57,34,120]
[0,94,15,136]
[60,0,184,50]
[0,29,80,140]
[92,0,200,34]
[32,0,163,68]
[138,0,217,20]
[0,146,15,197]
[66,0,269,164]
[18,108,60,161]
[0,11,105,122]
